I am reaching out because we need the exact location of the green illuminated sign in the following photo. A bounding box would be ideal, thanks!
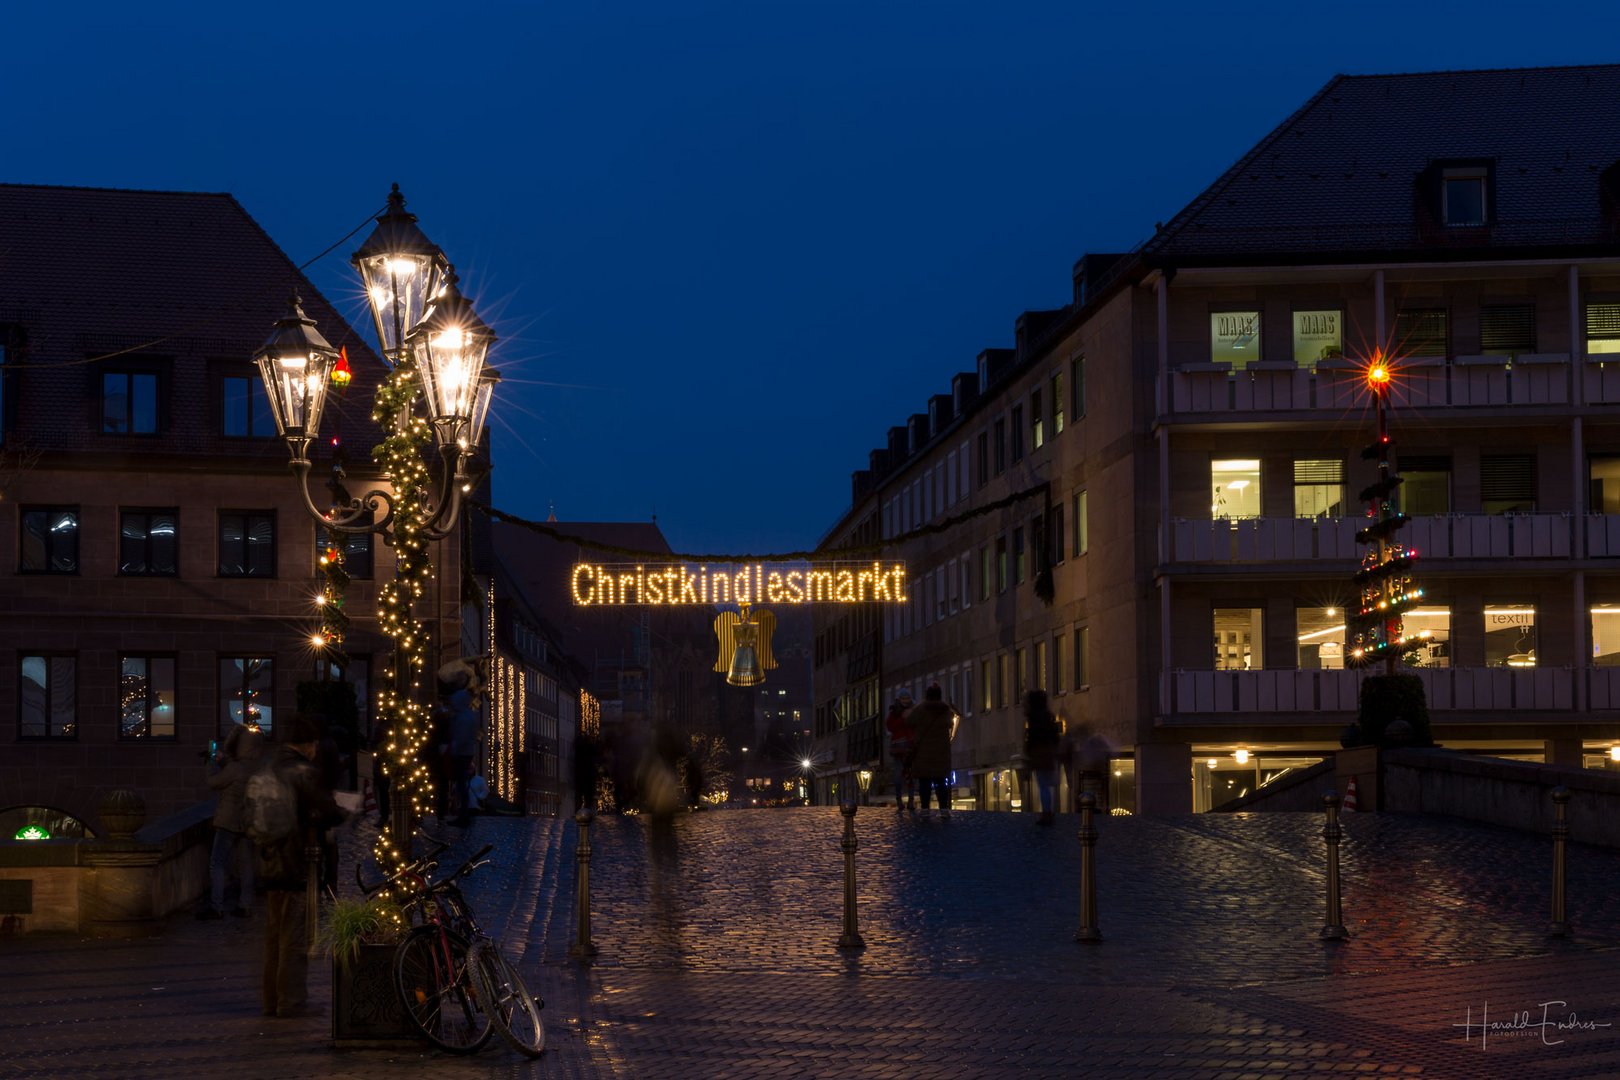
[14,825,50,841]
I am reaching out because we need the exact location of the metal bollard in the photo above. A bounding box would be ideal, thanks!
[305,841,321,958]
[836,801,865,950]
[1074,792,1101,942]
[1320,792,1348,941]
[1549,786,1571,938]
[570,807,598,959]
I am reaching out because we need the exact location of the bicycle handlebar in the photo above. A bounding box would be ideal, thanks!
[355,837,452,897]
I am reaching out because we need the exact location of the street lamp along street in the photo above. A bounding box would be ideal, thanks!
[255,184,498,871]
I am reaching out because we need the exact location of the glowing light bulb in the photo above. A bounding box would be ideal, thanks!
[1234,749,1250,764]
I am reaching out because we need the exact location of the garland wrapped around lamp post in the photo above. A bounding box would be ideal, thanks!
[255,186,498,875]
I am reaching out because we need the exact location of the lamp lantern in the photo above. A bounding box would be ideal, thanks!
[351,183,446,358]
[254,290,340,456]
[857,768,873,794]
[405,267,494,445]
[463,367,501,453]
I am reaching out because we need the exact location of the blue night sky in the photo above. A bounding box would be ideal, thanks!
[6,2,1613,556]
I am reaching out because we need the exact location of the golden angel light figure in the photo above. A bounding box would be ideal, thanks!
[713,603,777,687]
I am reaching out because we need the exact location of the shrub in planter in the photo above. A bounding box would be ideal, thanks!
[1356,674,1433,749]
[321,897,414,1042]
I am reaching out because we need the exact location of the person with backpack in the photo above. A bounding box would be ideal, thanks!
[200,722,266,919]
[249,714,345,1018]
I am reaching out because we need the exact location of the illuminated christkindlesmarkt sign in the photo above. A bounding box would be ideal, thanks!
[570,561,908,606]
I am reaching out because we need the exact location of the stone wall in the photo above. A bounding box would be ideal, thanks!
[1383,748,1620,849]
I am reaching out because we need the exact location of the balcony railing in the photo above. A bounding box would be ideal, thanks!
[1160,666,1590,715]
[1166,513,1583,564]
[1159,353,1620,418]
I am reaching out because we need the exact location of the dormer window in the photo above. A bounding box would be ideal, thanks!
[1442,166,1488,226]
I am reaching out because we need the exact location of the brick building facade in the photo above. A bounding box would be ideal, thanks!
[0,184,446,835]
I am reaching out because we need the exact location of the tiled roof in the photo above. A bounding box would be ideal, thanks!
[1145,64,1620,262]
[0,183,386,455]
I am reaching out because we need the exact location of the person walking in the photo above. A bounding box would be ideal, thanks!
[256,714,345,1019]
[200,722,266,919]
[1023,690,1063,826]
[885,690,916,811]
[907,684,957,818]
[444,676,482,828]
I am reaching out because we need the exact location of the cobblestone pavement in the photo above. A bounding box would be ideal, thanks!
[4,808,1620,1078]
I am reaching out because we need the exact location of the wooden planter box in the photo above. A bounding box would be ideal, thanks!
[332,942,416,1045]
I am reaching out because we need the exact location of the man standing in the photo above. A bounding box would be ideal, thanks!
[907,684,958,818]
[256,714,344,1018]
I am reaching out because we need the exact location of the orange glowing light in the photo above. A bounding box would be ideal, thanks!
[1366,363,1390,387]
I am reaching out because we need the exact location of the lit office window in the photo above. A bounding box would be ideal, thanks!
[1212,460,1261,519]
[1213,608,1263,671]
[1296,607,1346,670]
[1484,606,1537,668]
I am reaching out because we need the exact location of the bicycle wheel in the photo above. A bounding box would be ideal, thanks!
[470,940,545,1057]
[393,925,494,1053]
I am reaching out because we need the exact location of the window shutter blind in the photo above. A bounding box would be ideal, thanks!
[1481,454,1535,503]
[1588,303,1620,342]
[1394,309,1448,357]
[1480,305,1536,353]
[1293,459,1345,485]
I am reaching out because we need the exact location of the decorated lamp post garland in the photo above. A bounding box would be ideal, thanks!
[1347,359,1425,671]
[254,186,498,877]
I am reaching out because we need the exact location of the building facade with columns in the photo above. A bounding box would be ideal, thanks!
[812,65,1620,813]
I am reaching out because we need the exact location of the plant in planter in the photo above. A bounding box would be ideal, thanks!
[321,897,415,1042]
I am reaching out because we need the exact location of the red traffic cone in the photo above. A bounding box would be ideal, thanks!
[1342,776,1359,813]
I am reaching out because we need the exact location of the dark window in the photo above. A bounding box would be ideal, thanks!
[1052,372,1065,436]
[1071,356,1086,419]
[316,520,374,579]
[1401,455,1452,516]
[1031,389,1044,449]
[1481,454,1536,514]
[1010,405,1025,463]
[1075,626,1089,690]
[101,371,159,435]
[120,510,178,576]
[219,511,275,577]
[1394,309,1448,358]
[314,654,371,741]
[995,535,1008,593]
[1480,304,1536,355]
[1050,503,1065,566]
[219,656,274,735]
[1443,168,1488,226]
[20,655,76,739]
[120,656,177,739]
[1014,526,1027,584]
[20,506,79,573]
[221,372,276,438]
[976,432,989,488]
[993,419,1006,475]
[979,545,991,601]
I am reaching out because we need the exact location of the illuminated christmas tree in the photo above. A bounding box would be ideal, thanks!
[1345,358,1432,749]
[1346,359,1425,668]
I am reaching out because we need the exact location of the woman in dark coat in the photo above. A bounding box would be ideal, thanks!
[1023,690,1063,825]
[907,684,958,816]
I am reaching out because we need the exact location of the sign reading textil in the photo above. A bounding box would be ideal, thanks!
[570,561,908,606]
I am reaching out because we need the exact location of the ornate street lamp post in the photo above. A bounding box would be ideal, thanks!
[255,185,497,869]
